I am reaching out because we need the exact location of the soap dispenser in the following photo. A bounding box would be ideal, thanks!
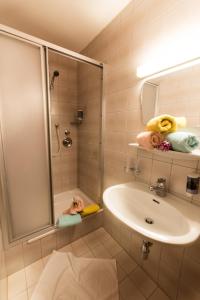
[186,173,200,196]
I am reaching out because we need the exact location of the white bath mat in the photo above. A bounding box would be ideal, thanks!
[31,251,119,300]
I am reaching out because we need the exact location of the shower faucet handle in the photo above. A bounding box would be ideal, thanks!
[65,130,70,136]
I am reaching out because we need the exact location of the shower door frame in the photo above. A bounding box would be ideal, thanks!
[0,24,104,247]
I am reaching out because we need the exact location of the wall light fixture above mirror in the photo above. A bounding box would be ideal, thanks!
[139,57,200,134]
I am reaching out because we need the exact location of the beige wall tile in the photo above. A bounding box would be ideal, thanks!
[5,244,24,276]
[150,160,172,188]
[158,260,179,300]
[23,240,42,267]
[169,164,196,197]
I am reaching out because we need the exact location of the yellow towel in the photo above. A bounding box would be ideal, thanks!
[146,114,186,133]
[81,204,100,217]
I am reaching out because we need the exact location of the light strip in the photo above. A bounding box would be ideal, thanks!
[137,57,200,79]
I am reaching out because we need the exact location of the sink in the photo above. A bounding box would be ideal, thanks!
[103,181,200,245]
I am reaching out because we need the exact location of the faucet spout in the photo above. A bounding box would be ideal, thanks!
[149,178,167,197]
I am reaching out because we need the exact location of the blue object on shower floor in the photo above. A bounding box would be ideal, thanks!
[56,214,82,228]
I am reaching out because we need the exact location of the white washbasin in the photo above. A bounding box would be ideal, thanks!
[103,181,200,245]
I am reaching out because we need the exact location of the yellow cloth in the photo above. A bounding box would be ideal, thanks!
[81,204,100,217]
[146,114,186,133]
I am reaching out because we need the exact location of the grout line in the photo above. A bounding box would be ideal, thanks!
[175,248,186,300]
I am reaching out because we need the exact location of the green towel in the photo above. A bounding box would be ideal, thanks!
[166,132,199,153]
[56,214,82,228]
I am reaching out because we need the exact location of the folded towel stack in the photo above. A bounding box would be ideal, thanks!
[136,131,164,149]
[136,114,199,153]
[166,132,199,153]
[146,114,186,133]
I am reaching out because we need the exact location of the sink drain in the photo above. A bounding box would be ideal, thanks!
[145,217,154,224]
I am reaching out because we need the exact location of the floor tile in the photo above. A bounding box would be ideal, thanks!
[103,236,122,257]
[129,266,157,298]
[92,244,112,259]
[119,277,145,300]
[149,288,171,300]
[117,263,127,282]
[27,284,36,300]
[42,254,51,266]
[80,250,94,258]
[71,238,90,256]
[95,227,112,242]
[83,231,102,249]
[25,259,44,288]
[115,250,137,274]
[8,269,27,299]
[10,291,28,300]
[58,244,73,253]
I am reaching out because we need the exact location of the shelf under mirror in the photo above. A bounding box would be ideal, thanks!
[129,143,200,160]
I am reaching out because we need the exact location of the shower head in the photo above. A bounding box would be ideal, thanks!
[53,70,59,77]
[50,70,59,90]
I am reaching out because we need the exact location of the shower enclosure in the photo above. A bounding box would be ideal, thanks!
[0,25,103,246]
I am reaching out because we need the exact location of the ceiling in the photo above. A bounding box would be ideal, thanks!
[0,0,132,52]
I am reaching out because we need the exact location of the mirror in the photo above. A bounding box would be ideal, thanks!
[140,62,200,132]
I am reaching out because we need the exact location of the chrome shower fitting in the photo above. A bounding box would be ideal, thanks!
[62,129,72,148]
[50,70,59,90]
[141,240,153,260]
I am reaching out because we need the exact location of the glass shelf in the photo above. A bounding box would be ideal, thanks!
[129,143,200,160]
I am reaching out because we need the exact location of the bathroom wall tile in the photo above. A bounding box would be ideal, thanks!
[41,233,57,257]
[105,131,127,153]
[169,164,195,197]
[23,240,42,267]
[129,231,143,266]
[142,242,161,282]
[5,243,24,276]
[177,282,200,300]
[150,160,171,188]
[136,157,152,184]
[158,260,179,300]
[180,255,200,295]
[185,243,200,265]
[105,111,127,133]
[160,245,184,275]
[56,228,72,249]
[172,158,199,169]
[152,154,172,164]
[129,266,157,298]
[119,223,132,253]
[49,52,78,195]
[138,149,153,159]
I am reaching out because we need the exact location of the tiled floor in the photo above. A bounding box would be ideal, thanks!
[7,228,170,300]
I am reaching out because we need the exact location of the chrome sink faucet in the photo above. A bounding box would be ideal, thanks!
[149,178,167,197]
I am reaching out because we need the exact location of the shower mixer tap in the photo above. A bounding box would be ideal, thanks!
[63,129,72,148]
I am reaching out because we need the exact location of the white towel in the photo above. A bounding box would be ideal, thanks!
[31,251,119,300]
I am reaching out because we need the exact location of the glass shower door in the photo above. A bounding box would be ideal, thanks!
[0,33,54,243]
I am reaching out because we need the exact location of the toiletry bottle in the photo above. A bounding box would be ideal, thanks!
[186,173,200,196]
